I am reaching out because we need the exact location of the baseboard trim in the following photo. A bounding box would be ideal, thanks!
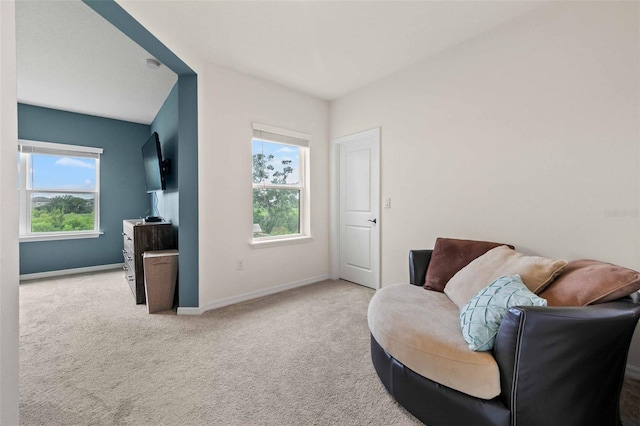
[626,364,640,380]
[20,263,123,281]
[179,274,332,316]
[176,307,203,316]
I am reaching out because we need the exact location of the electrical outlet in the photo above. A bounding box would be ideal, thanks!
[236,260,244,270]
[384,198,391,209]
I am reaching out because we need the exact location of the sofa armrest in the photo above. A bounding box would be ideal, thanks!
[409,250,432,286]
[493,299,640,426]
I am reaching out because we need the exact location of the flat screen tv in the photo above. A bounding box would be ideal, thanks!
[142,132,167,193]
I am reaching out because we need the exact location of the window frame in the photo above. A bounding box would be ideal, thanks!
[251,123,311,247]
[18,139,103,242]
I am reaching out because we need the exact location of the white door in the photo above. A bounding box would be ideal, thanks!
[337,128,380,289]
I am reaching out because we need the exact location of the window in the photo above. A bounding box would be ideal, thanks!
[252,123,310,243]
[18,140,103,241]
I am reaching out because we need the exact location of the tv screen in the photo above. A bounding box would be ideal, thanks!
[142,132,166,193]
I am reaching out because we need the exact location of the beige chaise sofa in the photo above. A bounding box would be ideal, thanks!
[368,238,640,426]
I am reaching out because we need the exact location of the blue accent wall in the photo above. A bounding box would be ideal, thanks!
[149,78,199,307]
[83,0,200,307]
[18,104,151,274]
[151,83,179,226]
[176,74,199,307]
[83,0,199,308]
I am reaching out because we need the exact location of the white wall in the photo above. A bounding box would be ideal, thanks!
[118,2,331,313]
[0,0,20,423]
[332,1,639,282]
[198,63,330,309]
[331,2,640,369]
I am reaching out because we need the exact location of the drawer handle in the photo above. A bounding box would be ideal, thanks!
[122,249,127,254]
[121,232,132,241]
[127,276,134,282]
[123,265,128,271]
[126,256,133,261]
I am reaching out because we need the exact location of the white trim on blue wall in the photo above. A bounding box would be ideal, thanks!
[20,263,123,281]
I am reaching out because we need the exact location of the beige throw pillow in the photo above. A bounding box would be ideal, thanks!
[444,245,568,308]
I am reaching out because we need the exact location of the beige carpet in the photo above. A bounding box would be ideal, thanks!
[20,271,421,425]
[621,377,640,426]
[19,271,639,425]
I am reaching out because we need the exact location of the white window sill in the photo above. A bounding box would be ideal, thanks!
[250,235,313,249]
[20,231,103,243]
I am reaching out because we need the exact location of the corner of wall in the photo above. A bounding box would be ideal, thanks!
[0,0,20,422]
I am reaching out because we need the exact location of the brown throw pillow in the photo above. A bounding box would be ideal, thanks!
[424,238,513,292]
[540,259,640,306]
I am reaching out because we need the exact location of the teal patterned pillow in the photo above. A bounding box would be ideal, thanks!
[460,274,547,351]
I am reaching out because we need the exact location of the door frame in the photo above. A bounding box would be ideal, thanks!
[331,127,381,288]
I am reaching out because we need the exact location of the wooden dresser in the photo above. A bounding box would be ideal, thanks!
[122,219,175,304]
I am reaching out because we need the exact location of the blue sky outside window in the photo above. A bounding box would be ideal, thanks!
[30,154,96,191]
[252,139,300,185]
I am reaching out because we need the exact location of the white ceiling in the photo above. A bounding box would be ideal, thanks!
[119,0,540,100]
[17,1,541,124]
[16,0,178,125]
